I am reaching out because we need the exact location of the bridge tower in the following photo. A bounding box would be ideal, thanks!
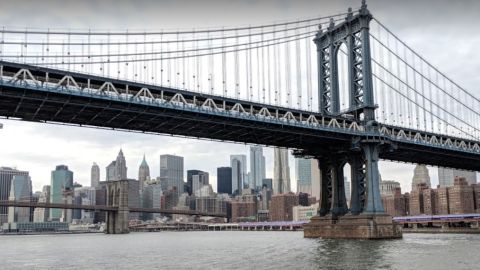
[303,1,401,239]
[106,180,130,234]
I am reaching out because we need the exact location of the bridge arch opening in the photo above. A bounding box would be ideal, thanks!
[336,42,350,113]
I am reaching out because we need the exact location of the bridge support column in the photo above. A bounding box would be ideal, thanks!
[305,143,401,239]
[349,154,366,215]
[105,180,130,234]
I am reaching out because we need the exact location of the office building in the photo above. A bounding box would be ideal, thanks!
[230,155,247,195]
[7,175,32,223]
[217,167,232,195]
[273,148,290,194]
[438,168,477,187]
[188,170,209,195]
[380,180,401,196]
[49,165,74,221]
[269,193,298,221]
[160,154,184,195]
[249,146,266,189]
[262,178,273,190]
[91,162,100,188]
[411,164,431,191]
[0,167,29,224]
[295,158,321,197]
[33,185,50,222]
[138,155,150,192]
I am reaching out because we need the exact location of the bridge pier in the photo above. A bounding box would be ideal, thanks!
[303,2,401,239]
[105,180,130,234]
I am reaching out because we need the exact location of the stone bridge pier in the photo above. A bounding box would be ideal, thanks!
[106,180,130,234]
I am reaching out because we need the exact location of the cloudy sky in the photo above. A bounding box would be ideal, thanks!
[0,0,479,193]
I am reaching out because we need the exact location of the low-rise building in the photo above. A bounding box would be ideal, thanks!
[292,203,319,221]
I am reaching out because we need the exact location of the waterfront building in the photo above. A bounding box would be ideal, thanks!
[438,168,477,187]
[0,167,29,224]
[49,165,73,221]
[229,196,257,223]
[269,193,298,221]
[411,165,431,191]
[138,155,150,193]
[160,154,184,196]
[230,155,247,195]
[381,187,408,217]
[217,167,232,195]
[448,177,475,214]
[292,203,319,221]
[7,175,32,223]
[91,162,100,188]
[249,146,266,189]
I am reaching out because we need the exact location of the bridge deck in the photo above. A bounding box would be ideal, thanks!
[1,61,479,170]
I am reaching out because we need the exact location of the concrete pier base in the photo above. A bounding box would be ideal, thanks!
[304,214,402,239]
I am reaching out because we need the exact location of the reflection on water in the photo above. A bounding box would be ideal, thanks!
[313,238,393,270]
[0,232,479,270]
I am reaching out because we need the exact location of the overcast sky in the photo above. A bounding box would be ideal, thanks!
[0,0,479,193]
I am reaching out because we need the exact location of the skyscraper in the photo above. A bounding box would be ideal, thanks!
[190,171,209,195]
[295,158,320,196]
[187,169,203,195]
[0,167,29,224]
[105,149,128,181]
[230,155,247,195]
[249,146,266,190]
[138,155,150,192]
[33,185,50,222]
[217,167,232,195]
[7,175,32,223]
[438,168,477,187]
[160,154,184,195]
[115,149,128,180]
[273,148,290,194]
[106,161,116,181]
[91,162,100,188]
[411,164,431,191]
[50,165,74,221]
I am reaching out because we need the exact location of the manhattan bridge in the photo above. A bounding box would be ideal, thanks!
[0,1,479,235]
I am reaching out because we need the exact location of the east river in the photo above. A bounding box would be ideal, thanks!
[0,231,479,269]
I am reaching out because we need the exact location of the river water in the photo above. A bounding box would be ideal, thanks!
[0,232,478,270]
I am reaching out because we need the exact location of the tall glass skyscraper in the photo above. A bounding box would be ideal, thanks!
[217,167,232,195]
[8,175,32,223]
[249,146,266,190]
[50,165,73,221]
[230,155,247,195]
[295,158,320,197]
[160,154,184,195]
[0,167,29,224]
[273,148,290,194]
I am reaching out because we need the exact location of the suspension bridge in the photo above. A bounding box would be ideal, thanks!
[0,1,479,237]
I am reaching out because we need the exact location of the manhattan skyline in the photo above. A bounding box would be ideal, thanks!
[0,0,479,193]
